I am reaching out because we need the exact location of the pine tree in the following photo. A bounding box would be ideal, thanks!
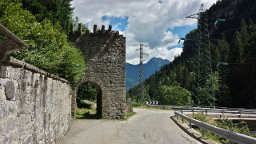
[231,31,243,63]
[21,0,74,34]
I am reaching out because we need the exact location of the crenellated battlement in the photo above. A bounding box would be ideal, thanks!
[71,23,126,62]
[70,24,124,42]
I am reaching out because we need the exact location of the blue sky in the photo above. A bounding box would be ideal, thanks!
[72,0,216,64]
[102,15,197,41]
[102,16,128,31]
[103,15,197,50]
[171,24,197,38]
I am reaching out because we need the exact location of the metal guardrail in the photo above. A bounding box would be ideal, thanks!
[174,111,256,144]
[147,104,256,143]
[181,109,256,115]
[147,104,256,115]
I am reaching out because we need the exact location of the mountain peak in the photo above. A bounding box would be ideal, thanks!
[127,57,170,66]
[126,57,170,90]
[148,57,170,64]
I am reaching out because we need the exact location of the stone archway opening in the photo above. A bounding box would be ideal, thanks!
[76,81,102,119]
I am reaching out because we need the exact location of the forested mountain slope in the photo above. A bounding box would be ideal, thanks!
[128,0,256,108]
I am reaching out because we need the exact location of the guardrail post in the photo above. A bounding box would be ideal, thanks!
[205,110,207,115]
[192,109,194,115]
[189,121,192,128]
[202,129,205,137]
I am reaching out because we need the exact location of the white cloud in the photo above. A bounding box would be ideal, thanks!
[72,0,217,64]
[126,44,183,64]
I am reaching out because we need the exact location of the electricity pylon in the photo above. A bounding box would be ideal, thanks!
[185,4,212,88]
[137,43,149,103]
[200,11,212,85]
[139,44,144,103]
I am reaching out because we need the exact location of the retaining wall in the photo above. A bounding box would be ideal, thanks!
[0,58,72,144]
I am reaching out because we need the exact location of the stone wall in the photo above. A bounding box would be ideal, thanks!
[71,25,127,119]
[0,58,72,144]
[126,98,133,113]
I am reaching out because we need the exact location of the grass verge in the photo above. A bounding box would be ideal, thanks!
[188,113,256,144]
[124,112,136,120]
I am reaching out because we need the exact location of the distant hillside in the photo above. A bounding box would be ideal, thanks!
[126,58,170,90]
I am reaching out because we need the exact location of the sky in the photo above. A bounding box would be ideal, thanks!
[71,0,217,64]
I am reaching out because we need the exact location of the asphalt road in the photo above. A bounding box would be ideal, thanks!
[62,108,201,144]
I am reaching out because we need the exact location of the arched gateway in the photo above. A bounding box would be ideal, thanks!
[70,24,127,119]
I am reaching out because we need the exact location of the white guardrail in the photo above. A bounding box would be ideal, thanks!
[174,111,256,144]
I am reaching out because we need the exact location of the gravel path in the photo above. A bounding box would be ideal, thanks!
[62,108,201,144]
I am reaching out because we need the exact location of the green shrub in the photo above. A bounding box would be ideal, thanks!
[158,85,192,105]
[216,119,251,136]
[192,113,209,123]
[132,101,144,107]
[0,0,85,84]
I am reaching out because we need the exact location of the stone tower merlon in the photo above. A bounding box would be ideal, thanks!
[78,23,83,35]
[87,24,123,36]
[108,25,112,31]
[93,24,97,33]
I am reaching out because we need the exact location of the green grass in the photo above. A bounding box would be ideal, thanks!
[189,113,256,144]
[75,107,98,119]
[76,107,136,120]
[193,127,226,144]
[132,102,144,107]
[124,112,136,120]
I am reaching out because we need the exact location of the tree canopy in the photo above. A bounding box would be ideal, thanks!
[20,0,74,34]
[0,0,85,84]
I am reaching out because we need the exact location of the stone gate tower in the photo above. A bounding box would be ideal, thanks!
[71,24,126,119]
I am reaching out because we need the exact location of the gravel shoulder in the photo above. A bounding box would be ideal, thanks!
[62,108,202,144]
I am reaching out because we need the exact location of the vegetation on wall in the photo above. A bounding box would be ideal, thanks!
[0,0,85,84]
